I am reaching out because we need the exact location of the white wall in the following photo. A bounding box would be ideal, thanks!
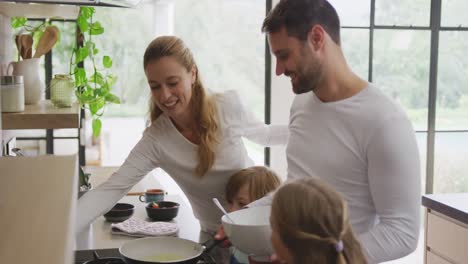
[0,13,13,155]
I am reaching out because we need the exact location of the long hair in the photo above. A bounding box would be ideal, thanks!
[143,36,219,177]
[271,178,367,264]
[225,166,281,204]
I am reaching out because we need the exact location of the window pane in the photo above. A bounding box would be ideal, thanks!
[174,0,265,120]
[341,29,369,80]
[436,31,468,130]
[54,139,78,155]
[441,0,468,27]
[375,0,430,27]
[373,30,431,130]
[51,21,75,76]
[434,132,468,193]
[329,0,370,27]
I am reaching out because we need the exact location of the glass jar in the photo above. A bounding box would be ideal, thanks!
[51,74,74,108]
[0,75,25,113]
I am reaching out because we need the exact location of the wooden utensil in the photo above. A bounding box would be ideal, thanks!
[20,34,33,60]
[126,192,145,196]
[33,26,59,59]
[15,35,22,61]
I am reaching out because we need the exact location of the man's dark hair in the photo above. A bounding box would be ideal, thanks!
[262,0,341,45]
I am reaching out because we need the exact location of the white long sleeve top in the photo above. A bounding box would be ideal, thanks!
[76,90,288,233]
[251,85,421,263]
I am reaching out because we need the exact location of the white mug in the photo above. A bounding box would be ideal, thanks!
[8,58,44,105]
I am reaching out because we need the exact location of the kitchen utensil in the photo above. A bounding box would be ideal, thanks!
[15,35,21,61]
[103,203,134,222]
[119,236,223,264]
[145,201,179,221]
[0,75,24,113]
[212,197,235,223]
[126,192,145,196]
[222,206,273,261]
[33,26,58,59]
[8,58,45,104]
[20,34,33,60]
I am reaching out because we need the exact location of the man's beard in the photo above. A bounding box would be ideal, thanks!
[288,47,323,94]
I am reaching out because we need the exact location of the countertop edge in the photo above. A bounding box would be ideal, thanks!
[422,195,468,225]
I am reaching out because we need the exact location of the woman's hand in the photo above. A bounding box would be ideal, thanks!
[248,254,284,264]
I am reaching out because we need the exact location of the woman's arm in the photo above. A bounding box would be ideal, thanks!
[76,129,161,233]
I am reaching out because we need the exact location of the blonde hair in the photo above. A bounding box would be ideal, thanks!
[143,36,219,177]
[225,166,281,204]
[271,178,367,264]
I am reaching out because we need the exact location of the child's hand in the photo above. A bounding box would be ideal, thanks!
[214,225,231,248]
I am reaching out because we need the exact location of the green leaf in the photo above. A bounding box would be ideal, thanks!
[92,118,102,138]
[89,72,104,85]
[76,47,89,63]
[105,93,121,104]
[11,17,27,28]
[80,7,95,19]
[77,15,89,33]
[90,22,104,35]
[103,56,112,68]
[89,98,105,115]
[85,41,95,54]
[93,48,99,55]
[74,67,87,87]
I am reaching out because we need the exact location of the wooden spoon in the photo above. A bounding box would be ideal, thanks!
[20,34,33,60]
[33,26,59,59]
[15,35,22,61]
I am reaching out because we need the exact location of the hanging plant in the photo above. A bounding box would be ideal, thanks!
[70,6,121,138]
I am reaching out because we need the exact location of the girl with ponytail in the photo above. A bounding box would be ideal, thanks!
[270,178,367,264]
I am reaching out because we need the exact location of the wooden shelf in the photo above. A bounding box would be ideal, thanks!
[2,100,80,129]
[0,2,79,19]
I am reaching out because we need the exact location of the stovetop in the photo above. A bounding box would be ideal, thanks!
[74,248,216,264]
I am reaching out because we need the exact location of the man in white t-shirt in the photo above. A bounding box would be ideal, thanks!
[236,0,421,263]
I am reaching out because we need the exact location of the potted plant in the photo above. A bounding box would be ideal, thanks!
[11,6,121,138]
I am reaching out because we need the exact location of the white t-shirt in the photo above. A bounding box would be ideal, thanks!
[76,90,288,233]
[251,85,421,263]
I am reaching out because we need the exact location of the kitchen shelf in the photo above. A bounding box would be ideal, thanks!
[2,100,80,129]
[0,2,79,19]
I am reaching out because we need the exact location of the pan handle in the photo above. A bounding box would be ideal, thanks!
[201,237,226,254]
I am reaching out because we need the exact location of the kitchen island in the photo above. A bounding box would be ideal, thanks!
[75,167,201,251]
[422,193,468,264]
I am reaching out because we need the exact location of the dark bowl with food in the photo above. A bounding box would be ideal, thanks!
[103,203,135,222]
[145,201,180,221]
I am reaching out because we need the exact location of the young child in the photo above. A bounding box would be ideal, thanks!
[225,166,282,264]
[270,178,368,264]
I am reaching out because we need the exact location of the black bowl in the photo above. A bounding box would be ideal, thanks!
[145,201,180,221]
[103,203,134,222]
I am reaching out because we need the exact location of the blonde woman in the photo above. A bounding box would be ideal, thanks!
[76,36,288,252]
[270,178,367,264]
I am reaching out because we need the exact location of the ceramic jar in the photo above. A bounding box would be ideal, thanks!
[8,58,44,104]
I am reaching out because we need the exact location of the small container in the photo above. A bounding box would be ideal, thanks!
[0,75,24,113]
[50,74,75,108]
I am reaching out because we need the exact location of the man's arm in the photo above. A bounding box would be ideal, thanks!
[359,116,421,263]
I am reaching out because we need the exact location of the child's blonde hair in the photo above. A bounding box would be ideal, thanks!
[271,178,367,264]
[225,166,281,204]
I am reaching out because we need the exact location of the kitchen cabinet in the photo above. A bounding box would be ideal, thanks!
[1,100,80,129]
[0,155,78,264]
[422,193,468,264]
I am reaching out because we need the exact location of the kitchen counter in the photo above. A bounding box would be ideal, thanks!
[75,167,201,250]
[422,193,468,225]
[422,193,468,264]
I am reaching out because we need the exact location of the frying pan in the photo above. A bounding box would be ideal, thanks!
[119,237,222,264]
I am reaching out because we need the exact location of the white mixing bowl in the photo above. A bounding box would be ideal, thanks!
[222,206,273,258]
